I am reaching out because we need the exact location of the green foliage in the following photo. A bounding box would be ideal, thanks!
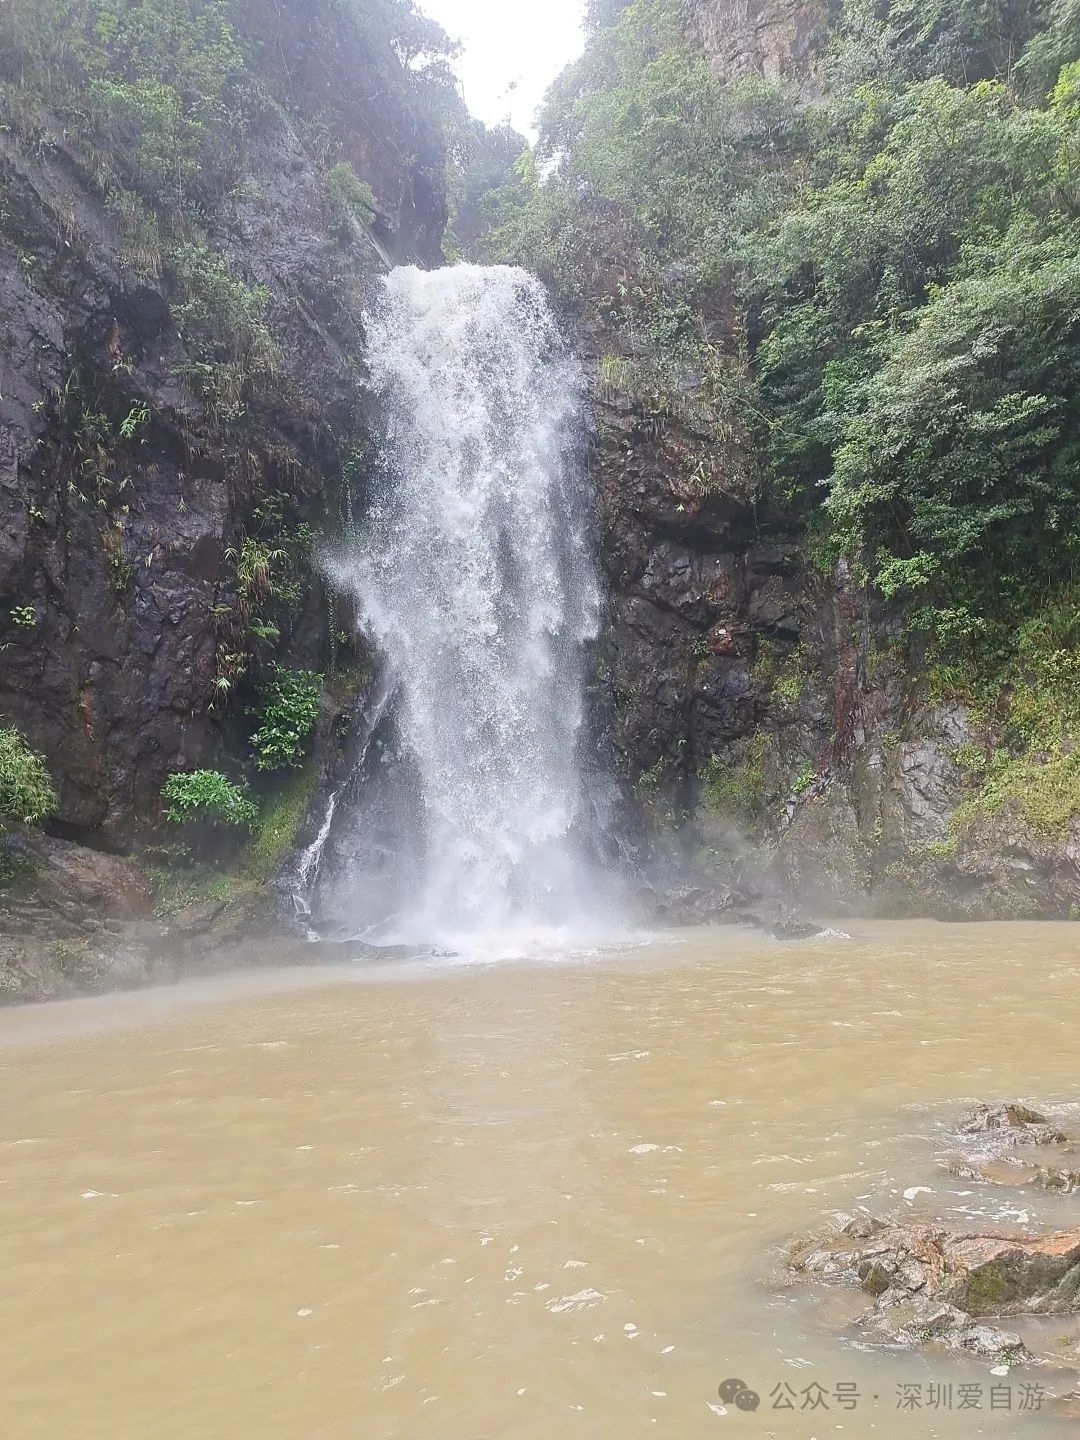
[483,0,794,490]
[161,769,257,828]
[106,187,167,279]
[2,0,251,206]
[146,854,246,917]
[118,401,151,439]
[248,763,317,881]
[9,605,36,628]
[444,118,526,254]
[228,537,288,609]
[249,666,322,770]
[325,161,377,237]
[929,589,1080,841]
[699,743,767,826]
[0,727,58,828]
[745,42,1080,611]
[488,0,1080,637]
[791,761,816,797]
[949,745,1080,840]
[168,244,279,414]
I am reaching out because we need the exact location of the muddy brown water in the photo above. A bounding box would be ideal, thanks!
[1,921,1078,1439]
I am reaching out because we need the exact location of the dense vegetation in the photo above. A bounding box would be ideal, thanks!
[480,0,1080,838]
[0,0,512,862]
[0,730,58,830]
[486,0,1080,648]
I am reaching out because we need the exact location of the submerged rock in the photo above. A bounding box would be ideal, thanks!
[943,1101,1079,1189]
[947,1154,1080,1195]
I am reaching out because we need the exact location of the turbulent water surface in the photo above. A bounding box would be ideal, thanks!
[2,923,1078,1439]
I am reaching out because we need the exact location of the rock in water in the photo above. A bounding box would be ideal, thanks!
[958,1102,1068,1146]
[787,1100,1080,1373]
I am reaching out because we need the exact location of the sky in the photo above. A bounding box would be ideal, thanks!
[419,0,587,136]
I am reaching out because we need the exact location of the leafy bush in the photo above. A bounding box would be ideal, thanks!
[326,161,377,236]
[249,666,322,770]
[0,727,58,828]
[2,0,250,205]
[168,244,280,414]
[228,537,289,611]
[489,0,1080,647]
[699,742,767,826]
[162,769,258,828]
[169,244,277,364]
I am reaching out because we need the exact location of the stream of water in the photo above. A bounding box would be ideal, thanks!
[323,264,608,945]
[2,922,1078,1439]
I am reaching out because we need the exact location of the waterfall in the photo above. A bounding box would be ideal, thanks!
[325,264,606,945]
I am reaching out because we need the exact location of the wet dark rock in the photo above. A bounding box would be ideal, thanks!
[958,1102,1068,1147]
[649,869,820,938]
[0,41,444,854]
[654,879,738,924]
[942,1102,1079,1192]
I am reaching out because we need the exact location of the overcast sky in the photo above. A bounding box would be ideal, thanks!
[420,0,587,136]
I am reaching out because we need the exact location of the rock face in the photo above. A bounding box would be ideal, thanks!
[2,0,1077,972]
[0,9,444,851]
[589,342,1080,914]
[592,391,1080,918]
[594,403,801,794]
[685,0,830,80]
[582,2,1080,922]
[3,831,154,920]
[0,4,460,996]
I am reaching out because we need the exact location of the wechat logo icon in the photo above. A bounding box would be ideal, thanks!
[719,1377,761,1412]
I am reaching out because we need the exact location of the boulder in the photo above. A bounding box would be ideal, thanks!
[3,831,153,920]
[957,1102,1068,1147]
[791,1215,1080,1359]
[788,1100,1080,1374]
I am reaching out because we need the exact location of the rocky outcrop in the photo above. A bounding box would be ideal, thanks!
[792,1215,1080,1358]
[787,1102,1080,1392]
[945,1104,1080,1194]
[575,1,1080,922]
[0,8,446,853]
[593,402,799,794]
[592,402,1080,917]
[0,3,459,995]
[1,121,368,843]
[684,0,830,80]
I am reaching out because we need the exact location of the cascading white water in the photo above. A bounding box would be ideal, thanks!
[327,264,604,943]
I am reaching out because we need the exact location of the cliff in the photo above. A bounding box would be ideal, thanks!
[0,0,459,995]
[0,1,453,847]
[527,0,1080,921]
[684,0,829,80]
